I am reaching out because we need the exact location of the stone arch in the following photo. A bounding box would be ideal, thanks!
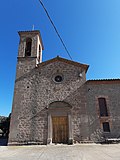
[49,101,72,109]
[47,101,73,144]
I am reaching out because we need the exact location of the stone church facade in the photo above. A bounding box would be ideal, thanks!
[8,30,120,145]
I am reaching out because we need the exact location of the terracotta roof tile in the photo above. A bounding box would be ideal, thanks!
[86,79,120,84]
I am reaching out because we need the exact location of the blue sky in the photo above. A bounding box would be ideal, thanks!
[0,0,120,116]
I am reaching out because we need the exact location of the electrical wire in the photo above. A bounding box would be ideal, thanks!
[38,0,73,60]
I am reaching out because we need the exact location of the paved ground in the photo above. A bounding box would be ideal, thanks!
[0,144,120,160]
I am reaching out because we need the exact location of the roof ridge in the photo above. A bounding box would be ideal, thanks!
[87,78,120,81]
[86,79,120,84]
[37,56,89,73]
[18,30,40,33]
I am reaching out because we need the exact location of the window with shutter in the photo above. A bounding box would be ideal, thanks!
[98,98,108,117]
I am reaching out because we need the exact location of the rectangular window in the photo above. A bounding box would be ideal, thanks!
[103,122,110,132]
[98,98,108,117]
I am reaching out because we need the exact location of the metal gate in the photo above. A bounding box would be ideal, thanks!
[52,116,68,144]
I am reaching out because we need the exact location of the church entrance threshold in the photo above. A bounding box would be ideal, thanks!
[52,116,68,144]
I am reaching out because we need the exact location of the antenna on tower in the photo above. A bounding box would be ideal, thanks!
[32,25,35,30]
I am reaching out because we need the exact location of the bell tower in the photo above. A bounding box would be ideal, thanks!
[18,30,44,64]
[8,30,44,145]
[14,30,44,80]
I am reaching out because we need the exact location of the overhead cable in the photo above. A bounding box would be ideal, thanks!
[38,0,73,60]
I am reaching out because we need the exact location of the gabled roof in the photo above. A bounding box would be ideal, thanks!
[38,56,89,73]
[86,79,120,84]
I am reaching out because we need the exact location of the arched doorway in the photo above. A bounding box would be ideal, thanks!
[47,101,73,144]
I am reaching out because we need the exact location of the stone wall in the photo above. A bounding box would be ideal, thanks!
[86,81,120,142]
[9,56,120,145]
[9,59,89,145]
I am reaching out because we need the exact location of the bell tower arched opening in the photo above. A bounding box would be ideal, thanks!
[25,38,32,57]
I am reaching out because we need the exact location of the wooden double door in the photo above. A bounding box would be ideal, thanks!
[52,116,68,144]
